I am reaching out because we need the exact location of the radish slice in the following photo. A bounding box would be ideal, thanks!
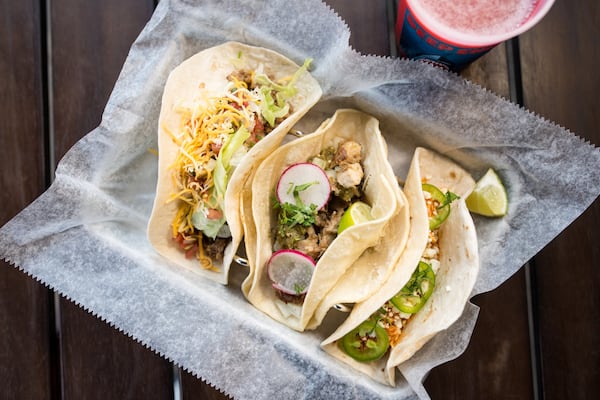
[276,162,331,210]
[267,249,316,295]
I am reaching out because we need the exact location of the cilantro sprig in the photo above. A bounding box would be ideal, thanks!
[294,283,307,295]
[438,191,460,210]
[275,181,320,229]
[278,202,318,228]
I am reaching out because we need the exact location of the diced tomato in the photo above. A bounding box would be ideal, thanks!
[245,115,265,147]
[185,244,198,259]
[207,208,223,220]
[253,116,265,135]
[174,233,185,248]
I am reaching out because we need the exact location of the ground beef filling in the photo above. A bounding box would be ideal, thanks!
[204,237,229,263]
[276,290,306,305]
[283,197,346,260]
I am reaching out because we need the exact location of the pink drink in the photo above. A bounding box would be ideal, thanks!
[396,0,554,70]
[418,0,536,37]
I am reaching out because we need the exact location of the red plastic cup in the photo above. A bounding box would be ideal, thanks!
[396,0,555,71]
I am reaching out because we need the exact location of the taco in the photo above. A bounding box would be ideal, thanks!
[321,147,479,386]
[147,42,321,284]
[242,109,408,332]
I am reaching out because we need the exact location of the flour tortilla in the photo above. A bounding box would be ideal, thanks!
[322,147,479,386]
[242,109,405,332]
[147,42,322,284]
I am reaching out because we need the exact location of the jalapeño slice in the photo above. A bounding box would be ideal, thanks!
[340,319,390,362]
[390,261,435,314]
[422,183,454,230]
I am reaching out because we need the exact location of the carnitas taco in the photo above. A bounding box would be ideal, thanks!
[242,109,408,332]
[147,42,321,284]
[321,147,479,386]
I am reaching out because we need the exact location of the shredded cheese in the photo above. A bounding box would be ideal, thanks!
[167,70,285,270]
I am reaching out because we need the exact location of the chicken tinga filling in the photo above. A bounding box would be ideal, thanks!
[266,140,372,304]
[338,181,458,362]
[167,60,311,270]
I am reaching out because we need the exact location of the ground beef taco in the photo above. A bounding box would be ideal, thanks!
[321,147,479,386]
[242,109,409,332]
[147,42,321,284]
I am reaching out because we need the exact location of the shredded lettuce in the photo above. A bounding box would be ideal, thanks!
[191,208,226,239]
[255,58,312,127]
[259,87,290,127]
[213,125,251,204]
[193,126,250,238]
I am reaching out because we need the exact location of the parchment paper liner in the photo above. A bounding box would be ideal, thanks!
[1,0,599,399]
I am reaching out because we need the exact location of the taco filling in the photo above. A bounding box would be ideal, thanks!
[268,140,369,304]
[167,60,312,270]
[340,182,458,361]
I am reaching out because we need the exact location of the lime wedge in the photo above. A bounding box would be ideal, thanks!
[338,201,373,234]
[466,168,508,217]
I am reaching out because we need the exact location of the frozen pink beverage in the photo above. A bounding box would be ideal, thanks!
[396,0,555,70]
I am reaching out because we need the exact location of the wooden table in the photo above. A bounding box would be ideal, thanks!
[1,0,598,398]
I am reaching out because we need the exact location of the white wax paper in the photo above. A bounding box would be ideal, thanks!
[1,0,599,399]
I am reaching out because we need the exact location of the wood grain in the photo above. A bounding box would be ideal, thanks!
[2,0,597,399]
[48,1,175,398]
[182,370,231,400]
[0,0,47,219]
[0,267,55,400]
[425,40,535,399]
[318,2,535,399]
[462,44,510,99]
[0,0,55,398]
[519,0,600,398]
[50,0,156,160]
[425,271,534,398]
[59,300,174,400]
[325,0,391,56]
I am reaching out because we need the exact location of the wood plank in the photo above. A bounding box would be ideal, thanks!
[181,2,392,397]
[48,1,174,398]
[519,0,600,398]
[425,271,534,398]
[180,3,390,396]
[59,300,174,399]
[0,2,47,227]
[51,0,156,160]
[174,1,385,396]
[311,2,533,399]
[0,0,55,398]
[386,3,534,399]
[0,267,55,400]
[425,43,535,399]
[181,371,230,400]
[325,0,391,56]
[462,44,511,99]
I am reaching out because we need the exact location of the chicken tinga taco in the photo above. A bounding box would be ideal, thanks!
[321,147,479,386]
[147,42,321,284]
[242,109,407,332]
